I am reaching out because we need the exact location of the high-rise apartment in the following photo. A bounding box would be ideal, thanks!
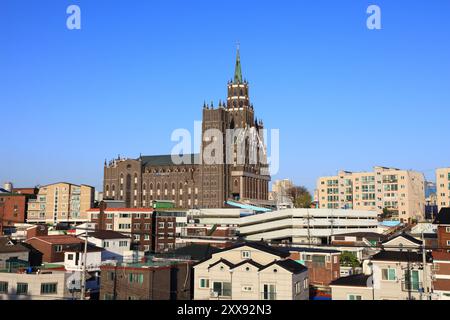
[316,166,425,222]
[436,168,450,211]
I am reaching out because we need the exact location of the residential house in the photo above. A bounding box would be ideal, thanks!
[25,235,84,263]
[193,241,309,300]
[0,237,30,270]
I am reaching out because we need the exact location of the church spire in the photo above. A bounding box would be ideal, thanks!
[233,43,243,84]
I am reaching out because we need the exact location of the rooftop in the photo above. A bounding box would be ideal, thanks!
[87,230,130,240]
[330,274,371,287]
[433,208,450,225]
[27,235,84,245]
[140,154,200,167]
[0,237,30,254]
[371,250,432,263]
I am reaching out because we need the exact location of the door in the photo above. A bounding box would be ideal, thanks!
[263,284,276,300]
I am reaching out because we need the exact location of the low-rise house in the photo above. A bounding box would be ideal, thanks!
[286,247,340,291]
[381,233,423,251]
[80,230,131,262]
[0,237,29,271]
[25,235,84,263]
[0,268,73,300]
[431,208,450,299]
[331,232,387,247]
[64,244,103,272]
[99,259,192,300]
[330,273,373,300]
[193,242,309,300]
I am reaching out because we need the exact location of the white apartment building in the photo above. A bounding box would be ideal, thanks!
[193,242,309,300]
[317,166,425,222]
[436,168,450,211]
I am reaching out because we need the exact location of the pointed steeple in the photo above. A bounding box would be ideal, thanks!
[233,43,243,84]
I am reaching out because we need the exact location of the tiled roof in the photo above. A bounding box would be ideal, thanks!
[27,235,84,245]
[383,232,422,246]
[330,274,371,287]
[140,154,200,167]
[87,230,130,240]
[433,208,450,225]
[0,237,30,253]
[224,241,290,258]
[371,250,432,263]
[282,246,340,254]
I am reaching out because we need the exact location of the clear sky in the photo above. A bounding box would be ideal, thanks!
[1,0,450,192]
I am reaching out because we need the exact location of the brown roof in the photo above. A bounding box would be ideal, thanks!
[27,235,84,245]
[0,237,30,253]
[87,230,130,240]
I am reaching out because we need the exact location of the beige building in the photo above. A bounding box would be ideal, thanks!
[331,240,433,300]
[27,182,94,224]
[317,166,425,222]
[436,168,450,211]
[193,242,309,300]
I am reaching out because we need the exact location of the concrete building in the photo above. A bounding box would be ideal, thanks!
[317,166,425,222]
[0,269,73,300]
[27,182,94,225]
[271,179,294,209]
[0,191,28,234]
[100,259,192,300]
[64,244,103,272]
[80,230,132,261]
[436,168,450,211]
[239,208,379,243]
[193,242,309,300]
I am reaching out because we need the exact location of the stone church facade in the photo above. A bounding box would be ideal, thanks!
[103,48,271,209]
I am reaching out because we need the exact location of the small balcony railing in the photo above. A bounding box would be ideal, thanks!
[401,281,422,292]
[261,292,277,300]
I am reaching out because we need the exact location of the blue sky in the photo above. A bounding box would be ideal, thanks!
[1,0,449,192]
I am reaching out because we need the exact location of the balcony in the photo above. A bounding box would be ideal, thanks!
[401,281,422,292]
[261,292,277,300]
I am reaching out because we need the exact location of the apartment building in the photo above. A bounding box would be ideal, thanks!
[317,166,425,222]
[88,208,177,253]
[27,182,94,224]
[193,242,309,300]
[436,168,450,211]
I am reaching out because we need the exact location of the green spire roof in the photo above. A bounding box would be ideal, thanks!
[233,44,243,84]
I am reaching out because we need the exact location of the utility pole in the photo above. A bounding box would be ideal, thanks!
[80,230,88,300]
[421,231,429,300]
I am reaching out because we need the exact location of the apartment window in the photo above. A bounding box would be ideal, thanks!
[348,294,362,300]
[212,282,231,297]
[16,283,28,295]
[199,278,209,289]
[303,278,308,289]
[446,227,450,233]
[447,240,450,246]
[158,222,165,229]
[0,281,8,293]
[55,245,63,252]
[119,224,131,230]
[41,283,58,295]
[144,235,150,241]
[144,223,151,230]
[382,268,397,281]
[129,273,144,284]
[241,250,251,259]
[119,241,128,247]
[295,282,302,294]
[67,254,74,261]
[167,222,174,228]
[106,224,113,230]
[104,241,110,248]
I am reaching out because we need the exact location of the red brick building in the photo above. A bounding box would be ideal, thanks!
[88,207,176,253]
[432,208,450,299]
[0,193,27,234]
[25,235,84,263]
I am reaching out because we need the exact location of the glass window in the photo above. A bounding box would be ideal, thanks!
[382,268,396,281]
[16,283,28,295]
[348,294,362,300]
[0,281,8,293]
[41,283,58,294]
[199,278,209,289]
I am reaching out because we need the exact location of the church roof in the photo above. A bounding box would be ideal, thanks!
[234,45,243,84]
[140,154,199,167]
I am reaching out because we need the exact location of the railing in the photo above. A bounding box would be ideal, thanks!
[261,292,277,300]
[401,281,422,292]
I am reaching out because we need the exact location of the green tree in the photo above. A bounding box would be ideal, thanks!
[287,186,313,208]
[340,251,360,270]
